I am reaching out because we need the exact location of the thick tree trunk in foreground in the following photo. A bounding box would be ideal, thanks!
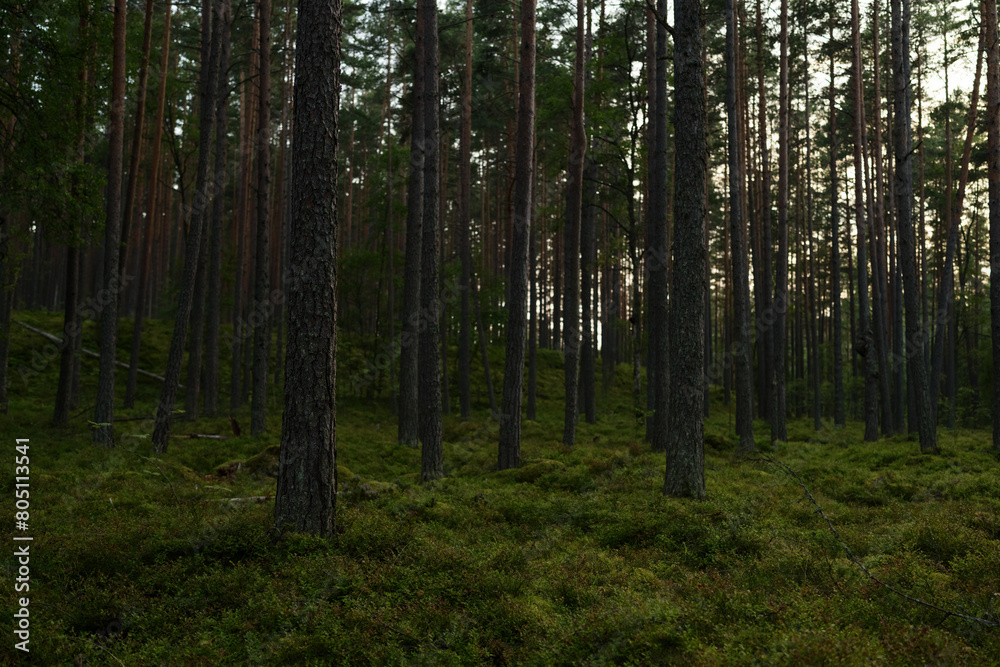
[273,0,341,538]
[498,0,535,470]
[892,0,937,453]
[93,0,128,447]
[665,0,707,498]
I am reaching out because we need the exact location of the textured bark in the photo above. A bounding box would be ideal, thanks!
[772,0,789,443]
[55,5,90,424]
[931,24,983,427]
[646,0,669,454]
[665,0,706,498]
[204,0,231,417]
[754,0,773,423]
[119,0,156,287]
[151,0,221,452]
[272,0,341,538]
[644,5,656,443]
[251,0,272,436]
[726,0,755,454]
[581,148,597,425]
[418,0,443,480]
[398,5,424,447]
[93,0,128,447]
[527,222,537,421]
[829,20,845,427]
[985,0,1000,456]
[126,0,172,410]
[185,202,210,420]
[457,0,473,420]
[498,0,535,470]
[871,9,894,436]
[563,0,585,448]
[892,0,936,453]
[53,245,79,425]
[851,0,879,441]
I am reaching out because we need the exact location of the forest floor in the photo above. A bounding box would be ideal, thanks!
[3,311,1000,665]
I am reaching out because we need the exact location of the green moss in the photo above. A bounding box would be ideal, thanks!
[6,310,1000,665]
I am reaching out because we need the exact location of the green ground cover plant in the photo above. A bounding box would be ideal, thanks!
[3,312,1000,664]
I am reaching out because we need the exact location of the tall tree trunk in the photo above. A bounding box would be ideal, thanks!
[272,0,341,538]
[418,0,443,480]
[93,0,128,447]
[852,0,879,441]
[204,0,231,417]
[871,7,894,435]
[892,0,937,453]
[55,2,91,425]
[528,216,538,421]
[251,0,272,435]
[498,0,535,470]
[829,20,845,426]
[126,0,172,410]
[119,0,156,291]
[457,0,473,420]
[754,0,773,423]
[151,0,221,452]
[985,0,1000,456]
[931,23,984,427]
[728,0,755,453]
[563,0,586,448]
[398,4,425,448]
[772,0,789,442]
[646,0,670,453]
[665,0,707,497]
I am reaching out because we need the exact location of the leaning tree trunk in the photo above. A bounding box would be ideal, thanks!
[272,0,341,538]
[498,0,536,470]
[892,0,937,453]
[665,0,707,498]
[151,0,222,453]
[126,0,173,410]
[118,0,156,291]
[92,0,128,448]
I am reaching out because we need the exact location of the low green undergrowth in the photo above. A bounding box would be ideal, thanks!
[3,311,1000,665]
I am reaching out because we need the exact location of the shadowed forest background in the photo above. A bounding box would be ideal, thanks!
[3,0,1000,663]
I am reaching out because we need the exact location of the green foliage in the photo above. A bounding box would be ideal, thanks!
[4,310,1000,664]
